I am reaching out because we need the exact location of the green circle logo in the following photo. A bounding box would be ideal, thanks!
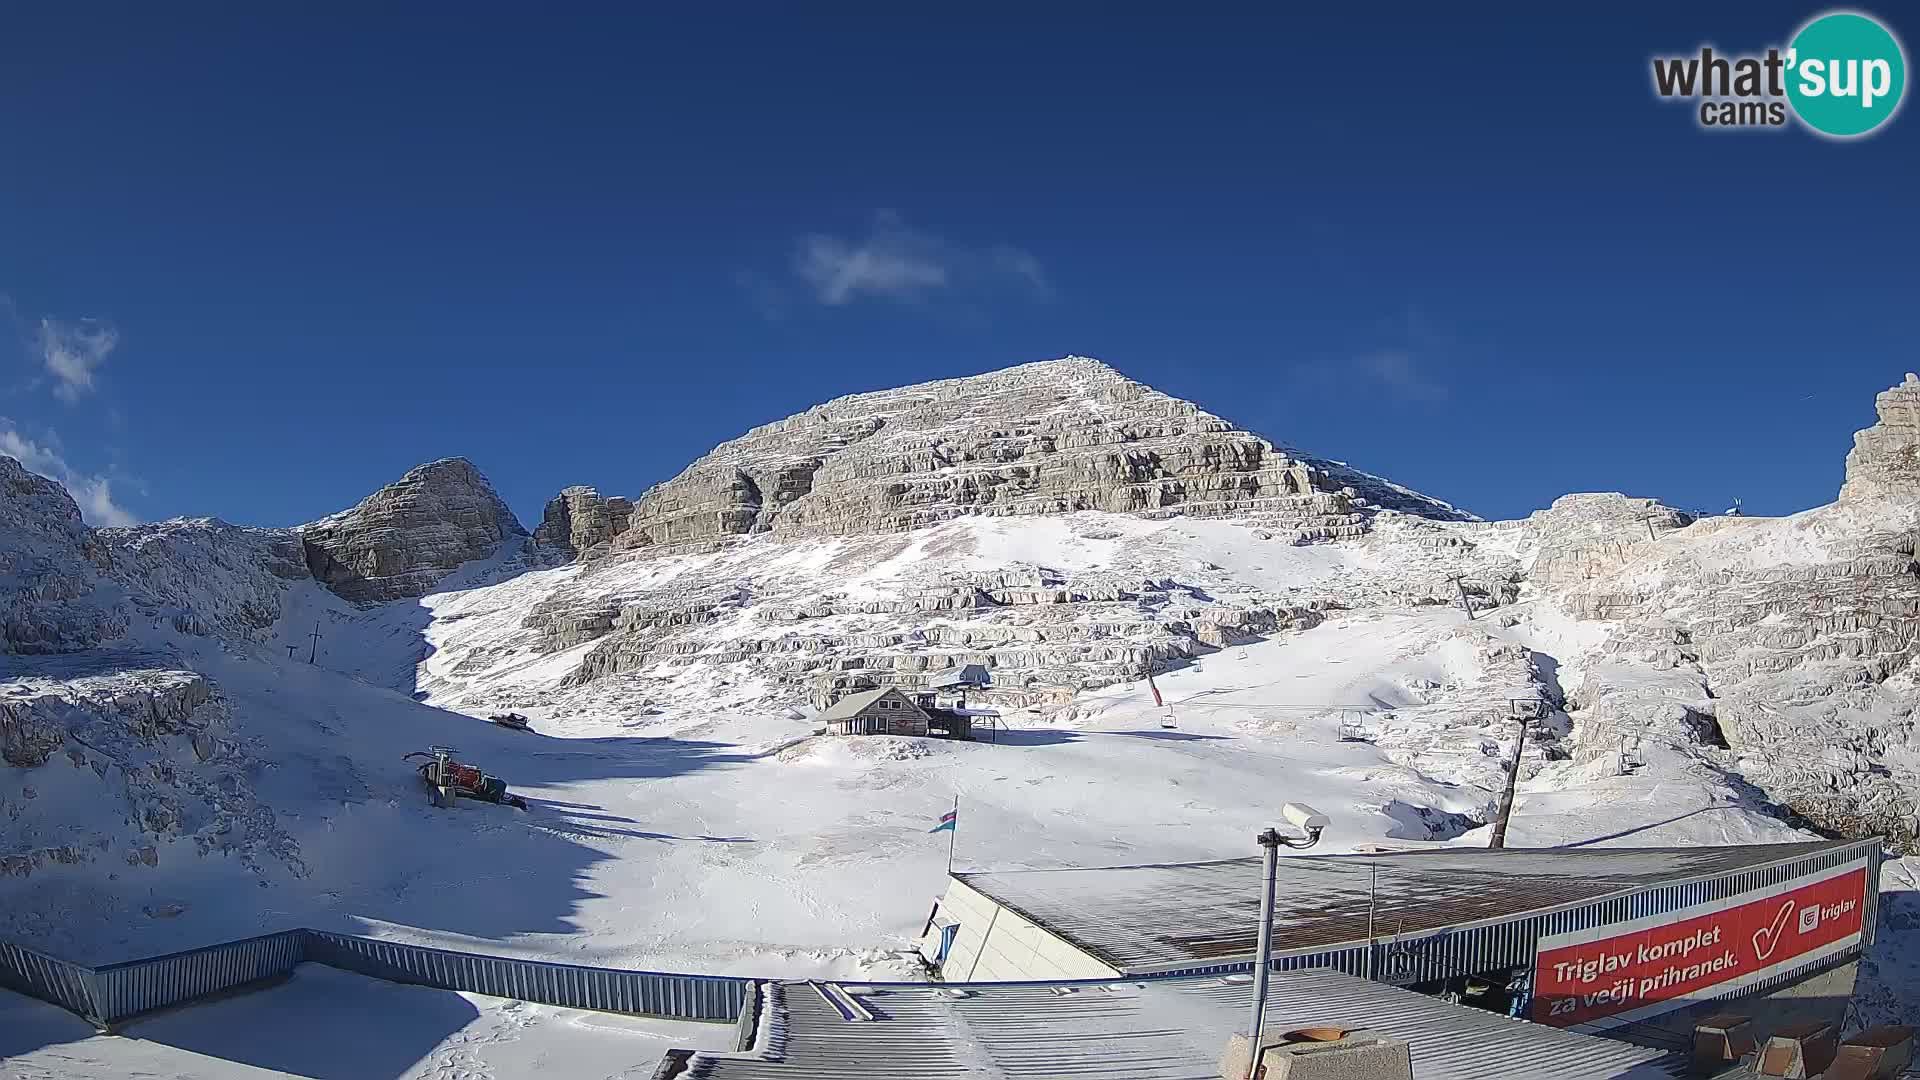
[1786,11,1907,137]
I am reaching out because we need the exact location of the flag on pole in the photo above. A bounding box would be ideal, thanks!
[929,807,958,834]
[1146,669,1163,708]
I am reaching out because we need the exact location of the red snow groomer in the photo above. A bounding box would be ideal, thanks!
[405,748,528,810]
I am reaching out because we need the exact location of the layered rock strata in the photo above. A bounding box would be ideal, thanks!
[601,358,1470,554]
[532,486,633,559]
[299,458,526,603]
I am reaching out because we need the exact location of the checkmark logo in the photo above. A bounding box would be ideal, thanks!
[1753,899,1794,961]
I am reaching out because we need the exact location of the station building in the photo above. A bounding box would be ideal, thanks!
[917,839,1882,1039]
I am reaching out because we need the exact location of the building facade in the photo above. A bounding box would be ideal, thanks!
[820,687,931,736]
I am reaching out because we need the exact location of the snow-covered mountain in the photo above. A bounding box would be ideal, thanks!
[2,357,1915,1021]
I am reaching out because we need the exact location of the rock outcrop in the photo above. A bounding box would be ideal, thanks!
[299,458,526,604]
[1526,493,1695,589]
[609,357,1471,554]
[1562,528,1920,851]
[1545,377,1920,852]
[0,657,298,881]
[1841,372,1920,503]
[104,518,310,640]
[532,486,633,559]
[0,456,124,654]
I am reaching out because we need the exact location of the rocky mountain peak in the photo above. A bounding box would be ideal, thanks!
[0,455,125,653]
[1841,372,1920,503]
[552,356,1466,559]
[298,457,526,604]
[1,456,104,563]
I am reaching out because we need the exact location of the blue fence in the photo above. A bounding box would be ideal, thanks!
[0,928,751,1031]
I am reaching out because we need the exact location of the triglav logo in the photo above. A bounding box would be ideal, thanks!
[1651,9,1907,137]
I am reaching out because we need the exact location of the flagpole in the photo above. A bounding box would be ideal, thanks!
[947,795,958,874]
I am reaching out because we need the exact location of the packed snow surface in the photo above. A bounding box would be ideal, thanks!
[0,964,731,1079]
[2,515,1808,979]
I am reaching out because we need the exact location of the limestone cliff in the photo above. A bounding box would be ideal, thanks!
[299,458,526,604]
[532,486,633,560]
[596,357,1469,554]
[1550,375,1920,850]
[1841,372,1920,504]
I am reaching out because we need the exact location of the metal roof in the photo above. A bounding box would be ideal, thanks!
[820,687,902,721]
[930,664,991,687]
[676,968,1680,1079]
[955,841,1852,973]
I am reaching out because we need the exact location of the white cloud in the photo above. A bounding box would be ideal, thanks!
[39,317,119,402]
[791,212,1047,307]
[0,421,139,526]
[796,213,948,305]
[1352,349,1448,402]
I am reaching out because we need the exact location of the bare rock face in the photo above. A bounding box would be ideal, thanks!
[456,360,1476,714]
[1527,493,1695,590]
[299,458,526,604]
[0,456,126,653]
[609,357,1469,554]
[1563,524,1920,851]
[1545,382,1920,851]
[532,486,633,559]
[1841,372,1920,503]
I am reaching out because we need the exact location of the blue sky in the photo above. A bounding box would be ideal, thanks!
[2,3,1915,529]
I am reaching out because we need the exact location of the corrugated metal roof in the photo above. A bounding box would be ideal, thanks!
[956,841,1851,972]
[678,968,1681,1079]
[820,688,896,721]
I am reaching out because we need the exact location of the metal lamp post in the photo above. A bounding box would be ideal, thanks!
[1244,805,1327,1079]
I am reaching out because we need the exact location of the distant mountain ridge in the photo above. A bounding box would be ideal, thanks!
[534,356,1474,560]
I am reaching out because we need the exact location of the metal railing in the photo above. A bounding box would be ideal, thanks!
[0,927,751,1031]
[90,930,306,1024]
[306,930,748,1021]
[0,938,100,1020]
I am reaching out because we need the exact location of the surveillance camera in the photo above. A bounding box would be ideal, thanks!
[1282,803,1330,832]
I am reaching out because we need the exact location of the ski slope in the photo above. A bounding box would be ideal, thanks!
[3,592,1808,981]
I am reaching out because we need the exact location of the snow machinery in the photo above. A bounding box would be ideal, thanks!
[405,747,528,810]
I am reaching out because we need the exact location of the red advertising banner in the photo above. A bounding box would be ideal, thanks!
[1532,864,1868,1028]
